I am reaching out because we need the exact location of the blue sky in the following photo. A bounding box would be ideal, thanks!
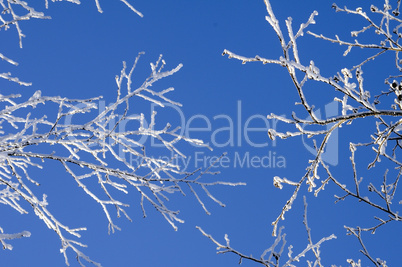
[1,1,400,266]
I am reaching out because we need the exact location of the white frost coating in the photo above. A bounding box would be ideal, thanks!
[0,228,31,250]
[197,195,336,266]
[224,2,402,265]
[0,54,244,266]
[335,95,354,115]
[347,259,362,267]
[341,68,353,83]
[295,10,318,38]
[0,53,18,66]
[273,176,299,189]
[0,0,142,85]
[273,176,284,189]
[120,0,143,17]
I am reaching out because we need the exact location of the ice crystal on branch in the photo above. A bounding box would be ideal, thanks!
[214,0,401,266]
[0,1,245,266]
[198,196,336,267]
[0,0,142,85]
[0,53,244,266]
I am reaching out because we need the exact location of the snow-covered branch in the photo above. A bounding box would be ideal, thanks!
[219,0,401,265]
[0,54,244,266]
[197,196,336,267]
[0,0,142,85]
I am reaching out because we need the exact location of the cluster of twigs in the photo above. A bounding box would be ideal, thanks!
[199,0,401,266]
[0,1,245,266]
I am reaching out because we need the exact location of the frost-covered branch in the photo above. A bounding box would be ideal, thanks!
[0,0,142,85]
[0,226,31,251]
[197,196,336,267]
[344,226,388,267]
[0,54,244,266]
[221,0,401,265]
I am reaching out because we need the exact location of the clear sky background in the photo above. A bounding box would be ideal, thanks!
[1,1,400,266]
